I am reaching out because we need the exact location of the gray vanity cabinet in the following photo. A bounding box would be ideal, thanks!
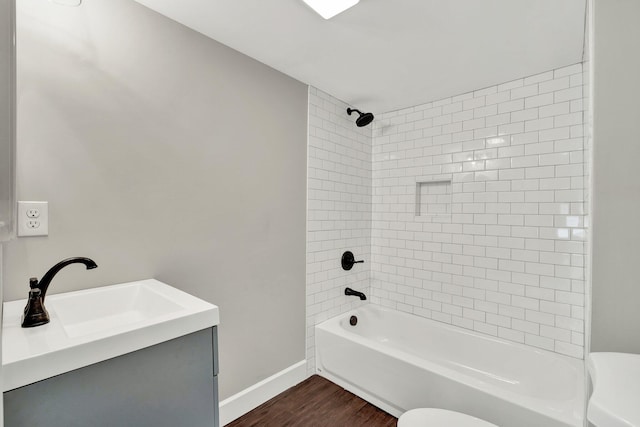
[4,327,219,427]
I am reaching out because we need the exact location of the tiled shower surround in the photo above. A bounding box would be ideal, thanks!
[371,63,586,358]
[306,87,372,373]
[306,63,587,369]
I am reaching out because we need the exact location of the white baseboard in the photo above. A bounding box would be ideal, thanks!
[219,360,308,426]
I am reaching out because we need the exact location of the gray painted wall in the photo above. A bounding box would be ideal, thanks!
[3,0,307,399]
[1,0,15,422]
[0,0,14,241]
[591,0,640,352]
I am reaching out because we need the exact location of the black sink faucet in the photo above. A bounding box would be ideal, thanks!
[37,257,98,302]
[22,257,98,328]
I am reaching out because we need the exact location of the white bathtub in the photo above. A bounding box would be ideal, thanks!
[315,305,584,427]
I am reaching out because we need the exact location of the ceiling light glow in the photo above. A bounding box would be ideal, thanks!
[301,0,360,19]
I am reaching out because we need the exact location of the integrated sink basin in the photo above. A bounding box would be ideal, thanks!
[2,279,219,392]
[588,352,640,427]
[52,283,184,338]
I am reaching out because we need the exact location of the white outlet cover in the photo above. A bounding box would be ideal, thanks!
[18,201,49,237]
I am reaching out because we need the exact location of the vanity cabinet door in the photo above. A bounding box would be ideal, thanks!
[0,0,15,242]
[4,328,219,427]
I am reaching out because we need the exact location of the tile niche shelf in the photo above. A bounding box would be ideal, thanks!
[415,180,452,222]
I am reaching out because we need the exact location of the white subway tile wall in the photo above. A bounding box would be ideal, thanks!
[370,64,586,358]
[306,87,372,374]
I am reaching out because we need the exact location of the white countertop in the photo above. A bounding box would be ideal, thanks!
[2,279,219,392]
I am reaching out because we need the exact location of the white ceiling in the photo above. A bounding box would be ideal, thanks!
[133,0,586,114]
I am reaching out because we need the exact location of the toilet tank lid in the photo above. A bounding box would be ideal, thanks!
[398,408,498,427]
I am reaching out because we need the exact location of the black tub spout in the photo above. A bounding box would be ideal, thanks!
[345,287,366,300]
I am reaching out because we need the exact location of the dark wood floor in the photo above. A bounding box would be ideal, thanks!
[226,375,397,427]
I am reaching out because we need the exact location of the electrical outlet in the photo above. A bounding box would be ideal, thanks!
[18,201,49,237]
[26,219,40,229]
[26,208,41,218]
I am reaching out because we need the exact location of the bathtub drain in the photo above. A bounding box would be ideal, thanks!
[349,315,358,326]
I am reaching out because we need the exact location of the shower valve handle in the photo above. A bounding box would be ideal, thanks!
[342,251,364,271]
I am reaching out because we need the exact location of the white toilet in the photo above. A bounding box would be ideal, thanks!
[398,408,498,427]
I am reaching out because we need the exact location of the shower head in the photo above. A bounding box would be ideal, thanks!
[347,108,374,127]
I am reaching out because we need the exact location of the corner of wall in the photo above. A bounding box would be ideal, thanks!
[305,87,373,375]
